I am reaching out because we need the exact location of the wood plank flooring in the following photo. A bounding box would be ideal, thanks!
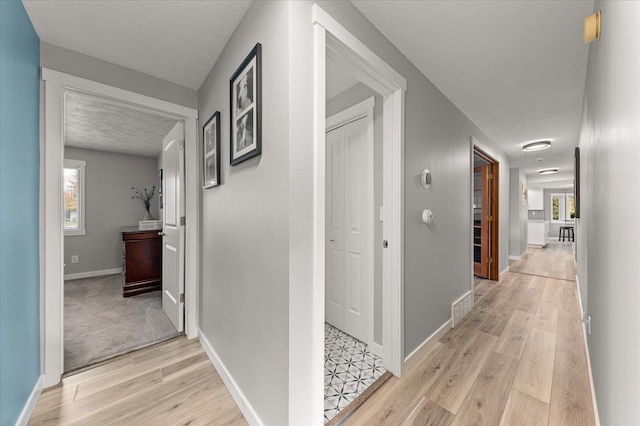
[345,241,596,425]
[30,241,593,425]
[29,337,246,425]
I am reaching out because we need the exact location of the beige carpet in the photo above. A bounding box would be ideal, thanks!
[64,274,179,372]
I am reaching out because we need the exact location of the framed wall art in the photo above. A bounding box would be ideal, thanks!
[230,43,261,166]
[203,111,221,188]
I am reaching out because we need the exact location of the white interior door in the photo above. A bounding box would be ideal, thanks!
[162,121,185,332]
[325,117,369,342]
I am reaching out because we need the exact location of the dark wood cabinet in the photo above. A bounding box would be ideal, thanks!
[121,227,162,297]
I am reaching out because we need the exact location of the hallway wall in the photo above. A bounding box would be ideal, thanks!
[197,1,289,424]
[0,1,41,424]
[509,168,528,258]
[578,1,640,424]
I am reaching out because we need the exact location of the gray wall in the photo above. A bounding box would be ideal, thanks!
[41,42,197,109]
[326,82,384,345]
[509,169,528,258]
[289,0,510,365]
[197,2,289,424]
[543,188,574,239]
[64,147,160,276]
[578,2,640,424]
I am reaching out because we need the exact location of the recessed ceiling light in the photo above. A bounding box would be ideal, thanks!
[523,141,551,151]
[539,168,558,175]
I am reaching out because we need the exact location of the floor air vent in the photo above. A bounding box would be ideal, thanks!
[451,290,473,328]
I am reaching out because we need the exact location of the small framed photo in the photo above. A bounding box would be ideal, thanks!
[203,111,221,188]
[230,43,261,166]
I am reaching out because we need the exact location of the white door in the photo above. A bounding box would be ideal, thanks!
[162,122,185,332]
[325,117,369,342]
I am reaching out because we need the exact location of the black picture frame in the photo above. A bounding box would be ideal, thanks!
[203,111,221,188]
[574,147,580,218]
[158,168,163,209]
[230,43,261,166]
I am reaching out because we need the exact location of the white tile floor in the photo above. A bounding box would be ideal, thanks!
[324,323,385,423]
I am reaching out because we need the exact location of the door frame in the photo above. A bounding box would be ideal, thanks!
[472,144,500,281]
[325,96,377,355]
[40,68,199,388]
[311,4,407,423]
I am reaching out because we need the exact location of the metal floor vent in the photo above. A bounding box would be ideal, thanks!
[451,290,474,328]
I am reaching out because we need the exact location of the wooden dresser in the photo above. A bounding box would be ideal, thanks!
[121,227,162,297]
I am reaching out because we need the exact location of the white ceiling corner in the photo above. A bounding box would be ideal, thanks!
[351,0,594,184]
[22,0,253,90]
[64,90,178,158]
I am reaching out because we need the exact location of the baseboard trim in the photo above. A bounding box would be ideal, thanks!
[508,255,521,261]
[64,268,122,281]
[16,375,43,426]
[402,319,452,375]
[198,329,263,426]
[369,341,383,358]
[575,276,600,425]
[499,266,510,280]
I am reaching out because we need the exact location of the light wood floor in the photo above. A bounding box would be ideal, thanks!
[344,241,596,425]
[30,241,593,425]
[29,337,247,425]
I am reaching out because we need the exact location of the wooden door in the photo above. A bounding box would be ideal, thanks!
[325,117,369,342]
[473,164,490,278]
[161,122,185,332]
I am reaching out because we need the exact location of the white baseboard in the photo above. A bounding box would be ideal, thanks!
[198,329,263,426]
[508,255,521,261]
[402,319,452,375]
[64,267,122,281]
[16,375,43,426]
[575,275,600,425]
[500,266,510,280]
[369,341,383,358]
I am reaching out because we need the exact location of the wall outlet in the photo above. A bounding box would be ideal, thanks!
[71,255,79,264]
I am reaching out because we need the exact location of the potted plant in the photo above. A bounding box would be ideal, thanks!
[131,186,155,221]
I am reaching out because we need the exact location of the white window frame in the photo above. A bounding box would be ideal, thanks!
[550,192,575,223]
[63,159,86,236]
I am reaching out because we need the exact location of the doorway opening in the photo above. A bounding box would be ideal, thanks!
[61,91,185,372]
[473,146,499,280]
[41,68,199,388]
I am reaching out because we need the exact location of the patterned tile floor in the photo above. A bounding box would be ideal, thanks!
[324,323,385,423]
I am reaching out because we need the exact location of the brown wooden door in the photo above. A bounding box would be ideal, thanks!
[473,165,490,278]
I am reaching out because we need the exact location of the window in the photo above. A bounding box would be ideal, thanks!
[64,159,86,236]
[551,192,575,223]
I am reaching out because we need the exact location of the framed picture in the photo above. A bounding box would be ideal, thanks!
[158,169,163,208]
[203,111,221,188]
[230,43,261,166]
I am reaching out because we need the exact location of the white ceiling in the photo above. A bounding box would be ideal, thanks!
[352,0,594,183]
[64,90,178,158]
[22,0,251,90]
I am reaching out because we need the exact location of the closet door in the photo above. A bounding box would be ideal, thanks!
[325,117,368,342]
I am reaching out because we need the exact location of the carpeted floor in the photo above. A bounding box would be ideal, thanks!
[64,274,180,372]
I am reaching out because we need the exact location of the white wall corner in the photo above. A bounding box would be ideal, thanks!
[197,330,263,426]
[402,319,452,376]
[16,375,44,426]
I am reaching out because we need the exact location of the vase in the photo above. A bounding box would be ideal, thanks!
[143,210,154,221]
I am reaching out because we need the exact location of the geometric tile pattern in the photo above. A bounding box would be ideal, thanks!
[324,323,385,423]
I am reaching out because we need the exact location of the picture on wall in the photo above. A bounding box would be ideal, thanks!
[203,111,221,188]
[230,43,261,166]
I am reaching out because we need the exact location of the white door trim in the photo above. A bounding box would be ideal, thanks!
[326,97,377,355]
[310,3,406,424]
[40,68,199,388]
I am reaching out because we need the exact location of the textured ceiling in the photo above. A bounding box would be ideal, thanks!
[64,90,178,158]
[352,0,594,181]
[22,0,252,90]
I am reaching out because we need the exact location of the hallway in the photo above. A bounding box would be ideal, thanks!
[344,242,596,425]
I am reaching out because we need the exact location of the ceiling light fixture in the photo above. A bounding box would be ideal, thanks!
[539,169,558,175]
[523,141,551,152]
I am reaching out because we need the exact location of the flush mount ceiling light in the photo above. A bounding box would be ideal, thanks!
[539,168,558,175]
[523,141,551,151]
